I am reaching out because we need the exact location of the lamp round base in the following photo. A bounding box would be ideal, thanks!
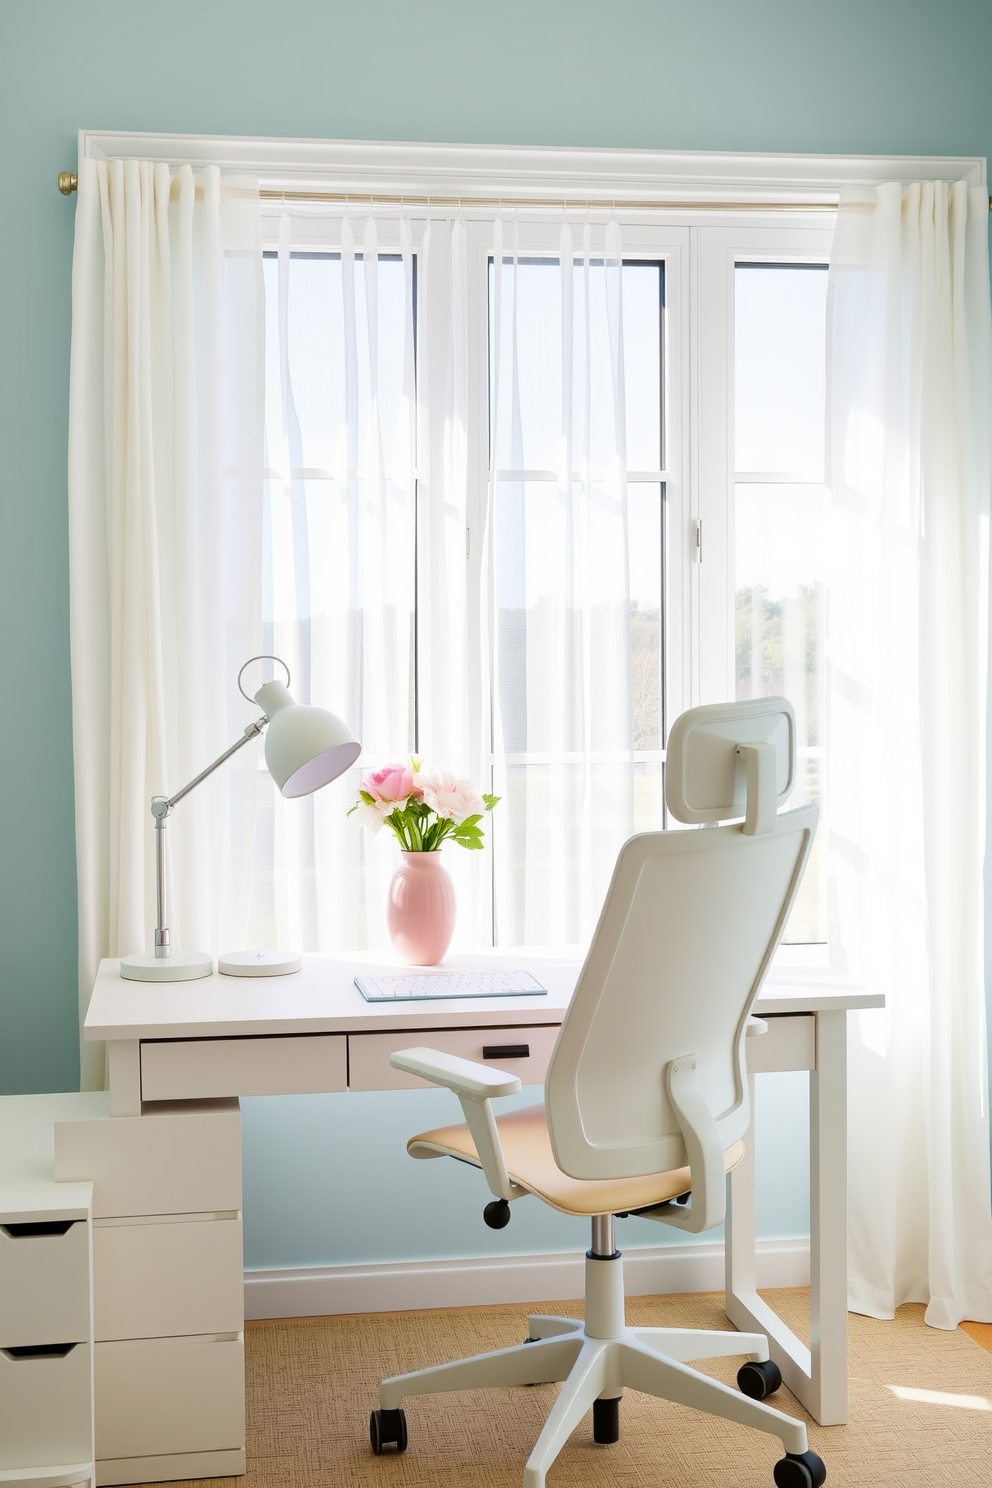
[120,951,214,982]
[217,949,303,977]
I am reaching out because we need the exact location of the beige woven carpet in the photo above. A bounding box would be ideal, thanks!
[162,1292,992,1487]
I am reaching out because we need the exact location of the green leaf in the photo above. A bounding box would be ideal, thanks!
[482,794,500,811]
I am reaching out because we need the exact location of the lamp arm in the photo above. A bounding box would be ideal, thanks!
[164,716,268,810]
[150,716,267,958]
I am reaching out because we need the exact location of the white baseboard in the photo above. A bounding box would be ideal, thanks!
[244,1237,810,1320]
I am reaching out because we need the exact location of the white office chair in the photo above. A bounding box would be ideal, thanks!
[370,698,824,1488]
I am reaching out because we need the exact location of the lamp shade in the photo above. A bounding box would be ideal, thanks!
[254,680,361,798]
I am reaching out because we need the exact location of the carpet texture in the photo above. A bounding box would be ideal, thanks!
[154,1291,992,1487]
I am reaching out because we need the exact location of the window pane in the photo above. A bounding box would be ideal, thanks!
[735,265,827,477]
[630,483,663,754]
[623,264,663,470]
[735,262,828,945]
[735,480,824,722]
[489,259,665,947]
[490,258,663,473]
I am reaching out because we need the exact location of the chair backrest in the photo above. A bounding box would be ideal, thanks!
[544,697,817,1183]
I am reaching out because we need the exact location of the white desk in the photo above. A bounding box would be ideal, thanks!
[80,949,880,1478]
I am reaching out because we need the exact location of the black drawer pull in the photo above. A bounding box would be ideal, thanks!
[483,1044,530,1060]
[3,1343,78,1360]
[2,1220,76,1239]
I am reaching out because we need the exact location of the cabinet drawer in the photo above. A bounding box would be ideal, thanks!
[95,1335,244,1459]
[349,1025,561,1092]
[0,1220,90,1348]
[0,1341,92,1469]
[140,1035,348,1101]
[94,1217,243,1341]
[56,1101,241,1219]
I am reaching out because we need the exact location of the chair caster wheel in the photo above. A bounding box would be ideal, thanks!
[773,1449,826,1488]
[592,1396,620,1443]
[738,1358,783,1399]
[484,1198,511,1228]
[370,1407,408,1454]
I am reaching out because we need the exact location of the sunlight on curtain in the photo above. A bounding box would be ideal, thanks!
[253,207,416,953]
[488,216,639,945]
[68,160,264,1085]
[826,179,992,1328]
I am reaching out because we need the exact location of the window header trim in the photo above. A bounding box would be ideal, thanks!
[76,131,987,210]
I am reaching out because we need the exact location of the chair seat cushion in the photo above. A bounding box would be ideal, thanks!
[408,1103,744,1217]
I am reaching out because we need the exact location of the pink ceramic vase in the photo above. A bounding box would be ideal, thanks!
[386,851,456,965]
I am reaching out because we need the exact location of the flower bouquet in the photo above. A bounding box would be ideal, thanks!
[349,760,499,964]
[349,760,499,852]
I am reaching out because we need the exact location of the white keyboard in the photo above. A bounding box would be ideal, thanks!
[354,970,547,1002]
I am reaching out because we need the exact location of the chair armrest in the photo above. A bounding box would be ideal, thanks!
[389,1046,523,1099]
[389,1046,524,1202]
[639,1055,728,1235]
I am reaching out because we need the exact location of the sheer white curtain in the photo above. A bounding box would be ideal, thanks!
[68,159,265,1087]
[255,205,488,952]
[488,215,634,945]
[826,179,992,1327]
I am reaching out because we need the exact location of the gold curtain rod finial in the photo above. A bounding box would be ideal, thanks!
[58,172,78,196]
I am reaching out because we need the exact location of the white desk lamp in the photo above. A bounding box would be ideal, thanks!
[120,656,361,983]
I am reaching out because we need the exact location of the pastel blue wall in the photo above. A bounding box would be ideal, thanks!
[1,0,989,1266]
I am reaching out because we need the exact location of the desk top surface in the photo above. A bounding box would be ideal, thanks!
[85,948,884,1041]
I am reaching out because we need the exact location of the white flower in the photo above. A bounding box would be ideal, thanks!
[353,798,391,834]
[417,771,485,825]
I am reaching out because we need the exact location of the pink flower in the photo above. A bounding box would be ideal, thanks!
[361,762,419,806]
[418,771,485,825]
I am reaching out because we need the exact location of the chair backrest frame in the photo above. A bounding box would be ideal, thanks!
[544,697,817,1186]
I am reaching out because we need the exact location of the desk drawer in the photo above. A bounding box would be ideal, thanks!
[349,1025,561,1092]
[94,1217,243,1341]
[56,1103,241,1219]
[746,1014,816,1073]
[0,1340,92,1469]
[95,1335,244,1459]
[140,1035,348,1100]
[0,1219,90,1348]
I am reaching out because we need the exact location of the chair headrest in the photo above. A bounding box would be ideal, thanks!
[664,697,797,835]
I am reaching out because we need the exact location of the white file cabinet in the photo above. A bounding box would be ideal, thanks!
[55,1097,245,1487]
[0,1093,100,1488]
[0,1092,245,1488]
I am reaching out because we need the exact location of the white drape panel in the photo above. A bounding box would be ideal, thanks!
[68,160,264,1086]
[488,216,634,945]
[826,180,992,1327]
[255,207,415,952]
[415,212,492,940]
[256,207,490,951]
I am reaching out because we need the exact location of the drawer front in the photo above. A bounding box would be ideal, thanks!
[746,1014,816,1074]
[349,1025,561,1092]
[56,1102,241,1219]
[140,1035,348,1101]
[0,1220,91,1347]
[0,1341,92,1468]
[95,1335,244,1459]
[94,1218,243,1341]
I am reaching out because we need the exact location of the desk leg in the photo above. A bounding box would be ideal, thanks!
[809,1008,848,1425]
[725,1010,848,1426]
[108,1040,141,1116]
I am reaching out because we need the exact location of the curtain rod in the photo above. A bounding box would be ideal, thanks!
[57,172,992,212]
